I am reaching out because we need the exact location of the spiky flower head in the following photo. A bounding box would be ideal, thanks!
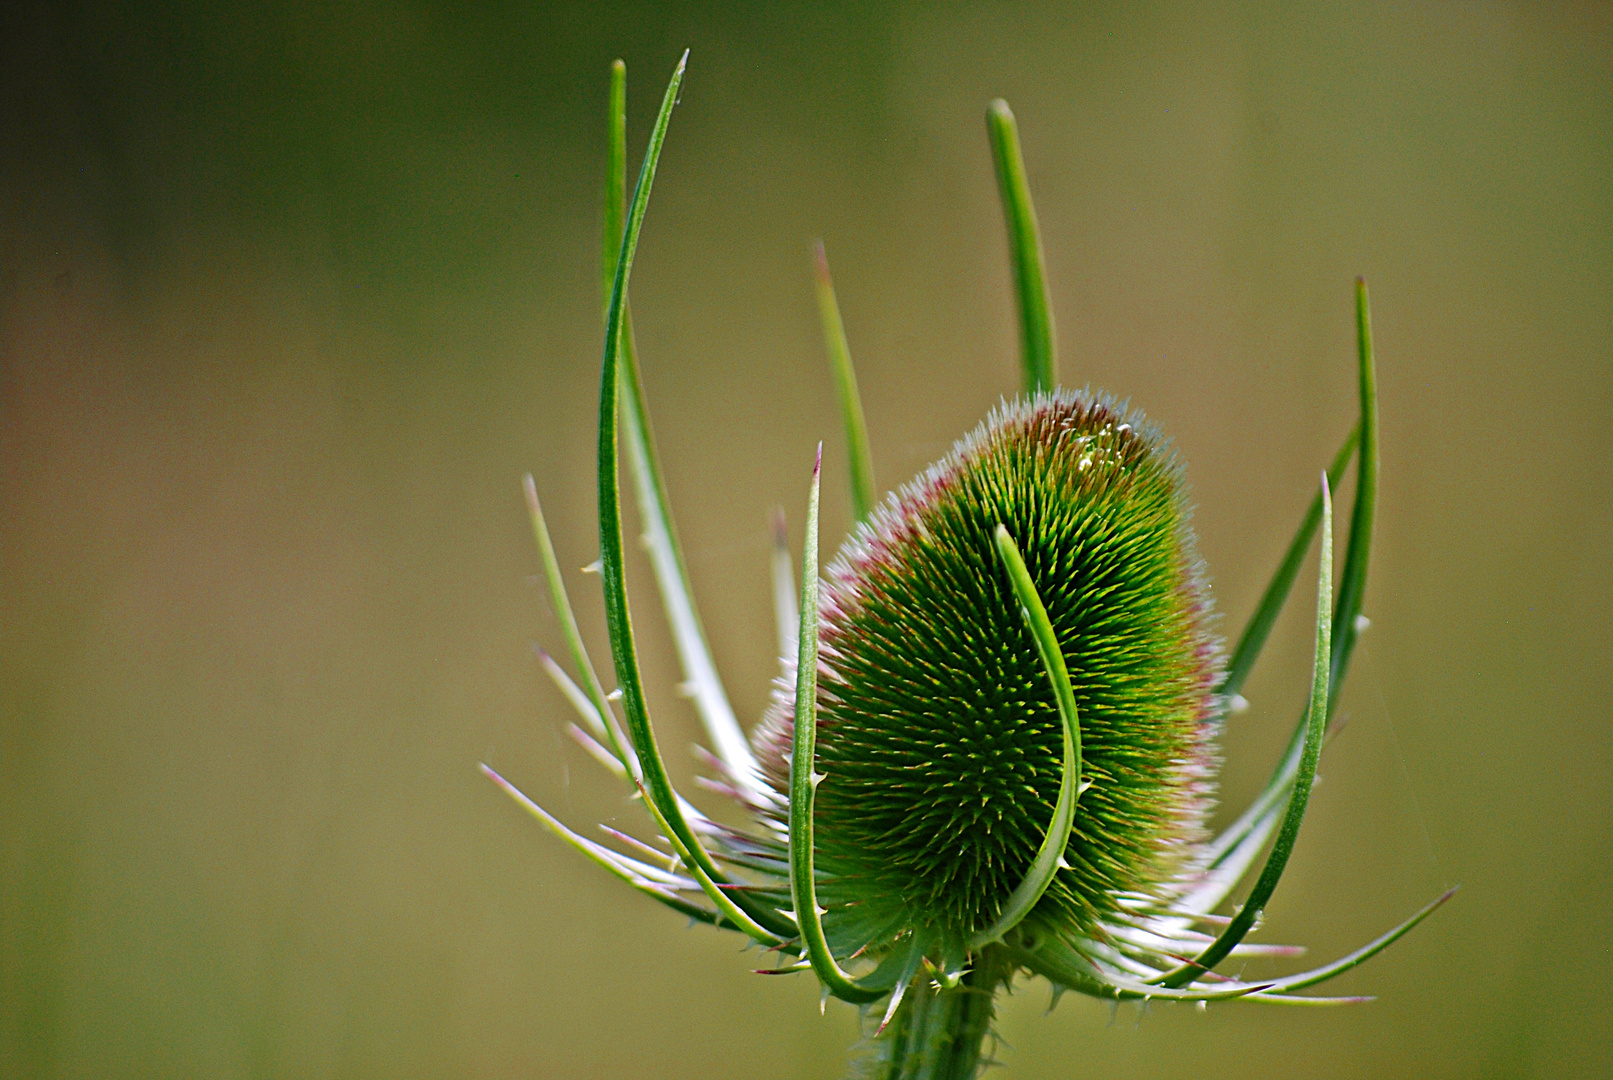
[487,53,1452,1080]
[754,390,1218,950]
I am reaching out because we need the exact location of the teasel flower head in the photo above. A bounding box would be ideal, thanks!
[751,389,1219,951]
[483,54,1455,1080]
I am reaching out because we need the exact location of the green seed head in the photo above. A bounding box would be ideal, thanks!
[756,389,1220,950]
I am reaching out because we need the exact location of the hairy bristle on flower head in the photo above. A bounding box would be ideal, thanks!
[756,389,1220,950]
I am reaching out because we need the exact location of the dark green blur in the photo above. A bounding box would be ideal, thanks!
[2,2,1608,1078]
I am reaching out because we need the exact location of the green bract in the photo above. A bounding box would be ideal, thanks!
[484,54,1454,1080]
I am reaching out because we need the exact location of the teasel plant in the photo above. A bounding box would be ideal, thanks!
[483,53,1454,1079]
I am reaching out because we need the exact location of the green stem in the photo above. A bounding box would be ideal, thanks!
[859,948,1010,1080]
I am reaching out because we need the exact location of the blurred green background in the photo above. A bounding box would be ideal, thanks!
[2,2,1608,1077]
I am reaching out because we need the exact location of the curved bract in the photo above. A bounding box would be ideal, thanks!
[486,53,1452,1080]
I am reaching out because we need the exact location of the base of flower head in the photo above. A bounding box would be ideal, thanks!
[849,946,1012,1080]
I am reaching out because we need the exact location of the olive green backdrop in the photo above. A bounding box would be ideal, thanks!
[2,2,1608,1077]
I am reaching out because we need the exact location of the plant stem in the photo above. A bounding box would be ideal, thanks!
[858,947,1011,1080]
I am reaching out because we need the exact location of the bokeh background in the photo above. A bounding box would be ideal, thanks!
[2,2,1608,1077]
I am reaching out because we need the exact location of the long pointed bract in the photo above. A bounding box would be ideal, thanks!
[1329,278,1378,707]
[1181,782,1284,915]
[1117,887,1457,1003]
[968,525,1082,949]
[1254,886,1458,994]
[604,60,763,794]
[619,352,763,790]
[1155,476,1334,988]
[1219,425,1358,704]
[633,779,783,944]
[596,52,794,941]
[986,99,1056,394]
[602,60,626,317]
[524,475,632,772]
[789,447,888,1004]
[480,764,718,925]
[1207,286,1381,869]
[1010,936,1274,1002]
[812,240,877,523]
